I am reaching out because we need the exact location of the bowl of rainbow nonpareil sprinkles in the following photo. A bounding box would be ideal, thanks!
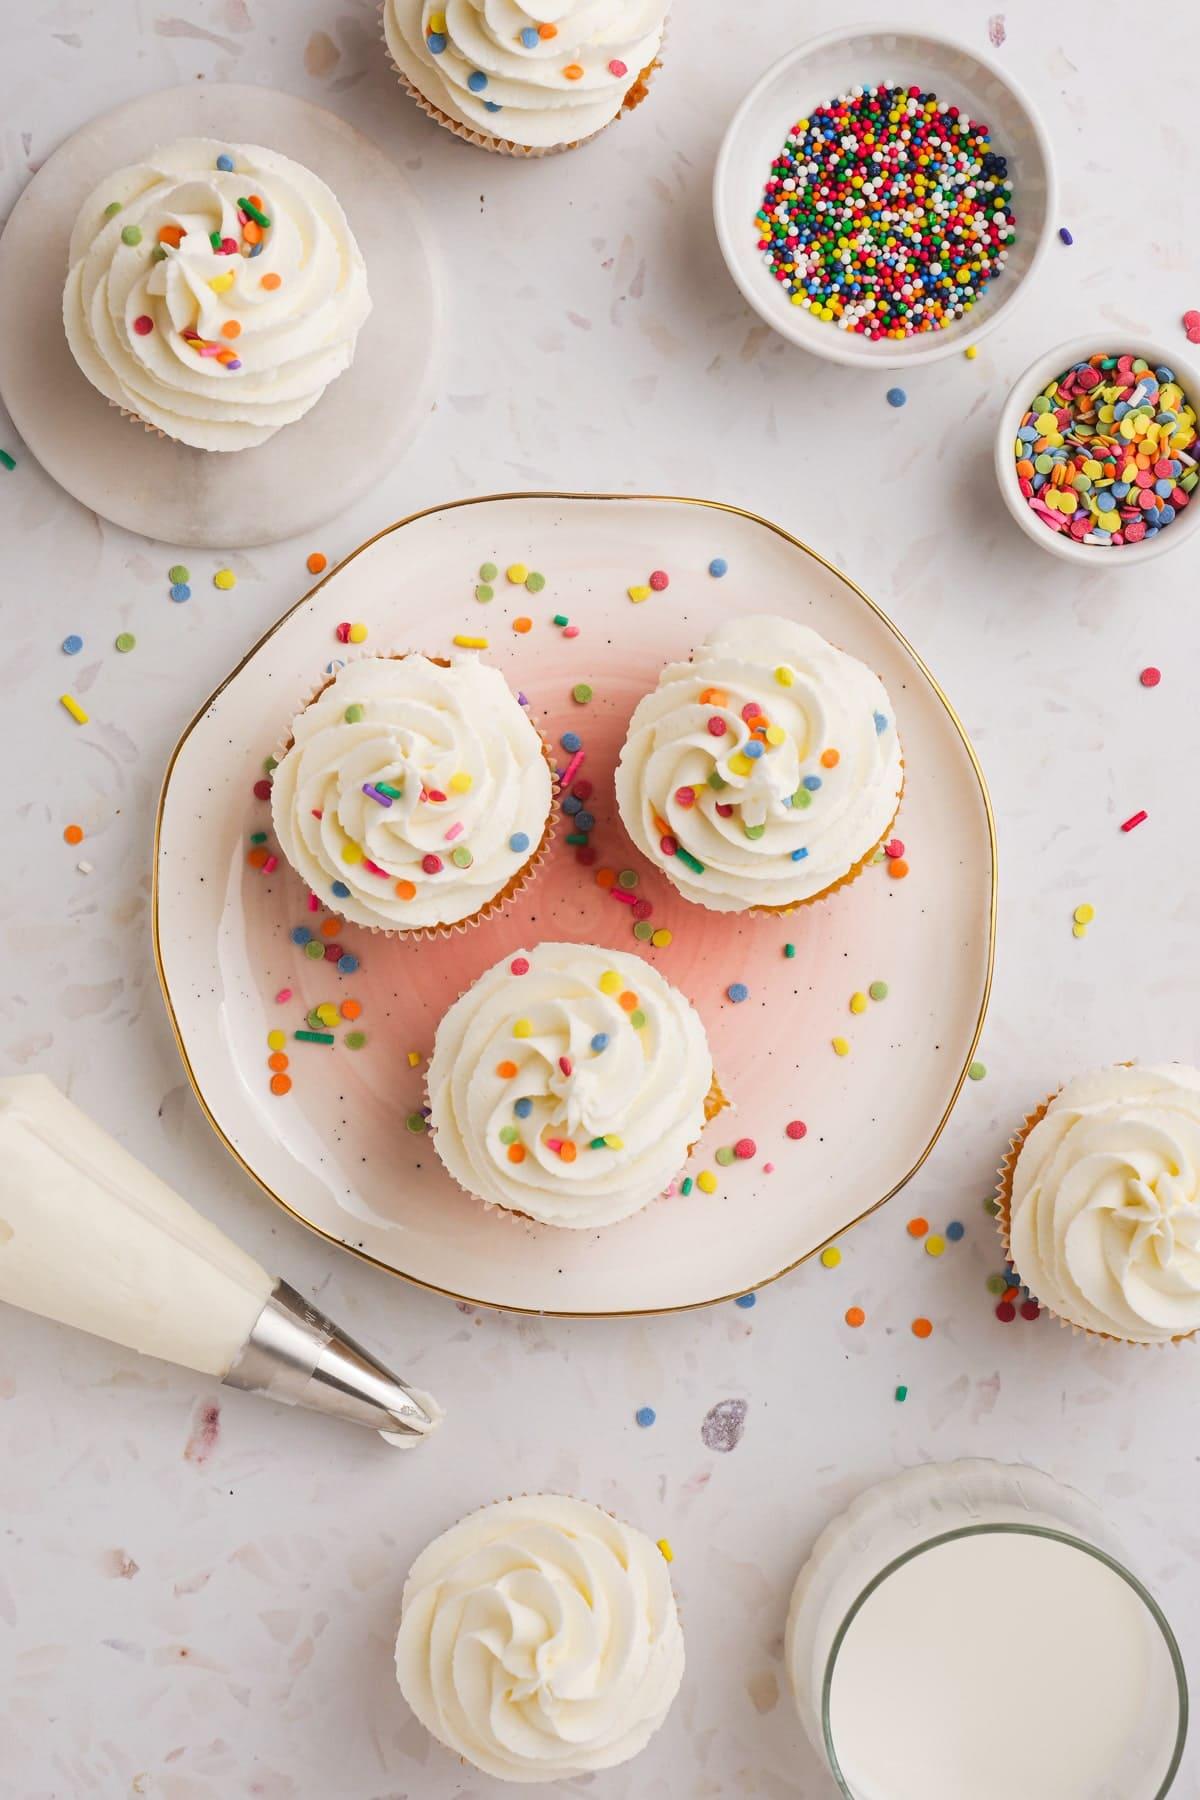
[714,28,1055,367]
[996,337,1200,566]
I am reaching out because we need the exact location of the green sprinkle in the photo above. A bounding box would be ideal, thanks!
[792,788,812,809]
[715,1145,735,1166]
[552,613,569,627]
[479,561,498,581]
[344,704,364,723]
[572,683,592,704]
[783,943,796,958]
[303,940,325,960]
[499,1125,519,1145]
[707,770,727,790]
[168,564,190,584]
[307,1010,324,1030]
[566,832,590,846]
[209,230,222,249]
[868,980,889,1001]
[894,1385,908,1403]
[743,823,765,840]
[675,846,705,874]
[680,1176,694,1196]
[968,1060,987,1082]
[986,1274,1007,1295]
[294,1029,334,1044]
[238,195,271,227]
[633,920,653,941]
[151,245,168,262]
[406,1112,427,1133]
[120,225,142,246]
[114,631,136,653]
[590,1137,607,1149]
[0,450,15,472]
[249,831,268,845]
[630,1009,647,1029]
[345,1030,367,1049]
[525,571,546,593]
[376,781,402,799]
[263,755,278,774]
[475,583,494,603]
[451,846,473,868]
[617,869,638,889]
[102,201,122,219]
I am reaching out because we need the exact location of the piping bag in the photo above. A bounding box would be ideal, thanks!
[0,1075,440,1447]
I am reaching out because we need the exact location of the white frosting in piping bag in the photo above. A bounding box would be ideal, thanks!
[270,655,553,932]
[63,138,370,451]
[426,941,715,1227]
[383,0,667,148]
[395,1494,684,1782]
[616,615,902,912]
[1009,1063,1200,1342]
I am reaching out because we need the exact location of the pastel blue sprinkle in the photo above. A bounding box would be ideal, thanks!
[708,557,728,577]
[331,880,350,899]
[509,831,530,853]
[170,582,191,602]
[427,30,447,51]
[290,926,311,945]
[467,69,488,91]
[561,731,582,753]
[802,775,822,791]
[734,1293,757,1309]
[563,795,582,815]
[514,1096,533,1118]
[520,25,539,46]
[946,1221,966,1241]
[886,387,907,407]
[338,954,359,974]
[635,1406,656,1428]
[248,241,263,257]
[575,810,595,831]
[215,153,235,172]
[590,1032,609,1052]
[726,981,749,1004]
[62,634,83,655]
[791,847,809,862]
[744,740,764,760]
[483,101,503,112]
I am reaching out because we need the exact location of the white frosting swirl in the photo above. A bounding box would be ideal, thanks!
[395,1494,684,1782]
[270,656,553,931]
[1010,1064,1200,1343]
[63,138,370,451]
[426,941,715,1226]
[383,0,666,149]
[615,615,902,913]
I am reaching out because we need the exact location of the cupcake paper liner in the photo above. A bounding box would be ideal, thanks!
[380,3,663,158]
[270,650,560,942]
[994,1084,1194,1348]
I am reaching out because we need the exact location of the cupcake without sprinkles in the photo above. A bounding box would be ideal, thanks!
[62,140,370,451]
[615,615,903,914]
[381,0,668,156]
[426,942,724,1228]
[269,654,555,934]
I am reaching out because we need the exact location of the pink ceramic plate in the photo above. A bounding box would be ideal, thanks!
[154,493,995,1315]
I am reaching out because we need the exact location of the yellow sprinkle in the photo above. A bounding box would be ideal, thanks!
[775,665,794,686]
[429,9,446,29]
[267,1029,286,1051]
[407,1050,421,1067]
[728,752,753,778]
[656,1537,674,1563]
[696,1170,718,1194]
[59,694,89,724]
[598,970,622,995]
[213,567,236,590]
[348,622,368,644]
[448,772,473,793]
[628,585,652,602]
[453,634,489,649]
[1073,903,1095,924]
[316,1003,339,1027]
[1072,922,1088,939]
[506,563,528,584]
[764,724,786,747]
[820,1246,842,1269]
[832,1036,850,1056]
[604,1133,624,1150]
[341,843,363,864]
[207,272,235,293]
[849,991,867,1015]
[964,345,979,359]
[650,928,672,948]
[925,1234,946,1258]
[512,1018,533,1038]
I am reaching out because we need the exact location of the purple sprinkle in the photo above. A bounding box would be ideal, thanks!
[363,783,392,807]
[224,358,242,369]
[1058,227,1073,245]
[701,1397,748,1453]
[517,691,529,707]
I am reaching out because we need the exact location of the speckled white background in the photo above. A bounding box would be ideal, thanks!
[2,3,1199,1795]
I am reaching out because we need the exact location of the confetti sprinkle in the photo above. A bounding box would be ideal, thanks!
[868,980,889,1000]
[170,583,191,603]
[786,1119,807,1140]
[513,616,532,633]
[820,1246,841,1269]
[306,551,327,575]
[628,584,651,603]
[783,942,796,958]
[635,1406,656,1428]
[911,1317,934,1339]
[708,557,728,577]
[506,563,528,584]
[967,1060,987,1081]
[925,1234,946,1258]
[907,1217,929,1238]
[946,1221,965,1241]
[832,1036,850,1056]
[62,635,83,655]
[726,982,749,1004]
[115,632,136,653]
[849,991,868,1015]
[1139,666,1161,688]
[213,568,236,590]
[696,1170,718,1194]
[572,683,593,704]
[734,1293,756,1309]
[63,824,84,845]
[1182,310,1200,345]
[886,387,907,408]
[845,1306,866,1328]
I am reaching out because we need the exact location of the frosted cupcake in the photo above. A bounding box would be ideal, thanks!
[998,1063,1200,1344]
[395,1494,684,1782]
[615,615,903,914]
[269,654,555,935]
[426,941,722,1227]
[63,139,370,450]
[382,1,667,156]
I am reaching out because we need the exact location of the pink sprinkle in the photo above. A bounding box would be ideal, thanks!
[510,957,530,975]
[572,778,593,802]
[307,892,319,911]
[275,987,292,1004]
[763,1161,775,1174]
[631,898,652,921]
[198,343,224,358]
[426,789,447,804]
[608,57,627,76]
[707,716,727,737]
[262,854,278,873]
[546,1138,564,1153]
[219,235,238,254]
[422,853,444,873]
[444,821,464,841]
[1121,810,1148,832]
[884,837,905,859]
[335,621,351,643]
[560,749,585,788]
[311,808,323,820]
[734,1137,756,1159]
[562,625,580,639]
[559,1056,572,1077]
[649,570,669,591]
[741,702,762,722]
[660,834,678,855]
[675,785,696,807]
[363,858,390,877]
[133,314,154,336]
[611,887,638,906]
[786,1120,807,1140]
[716,802,734,818]
[253,778,272,801]
[1140,666,1161,688]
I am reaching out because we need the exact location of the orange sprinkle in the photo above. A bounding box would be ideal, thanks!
[911,1316,934,1339]
[341,999,362,1021]
[248,194,263,208]
[888,858,909,880]
[594,867,617,889]
[507,1142,526,1163]
[267,1052,289,1073]
[242,220,262,246]
[260,272,282,291]
[820,748,841,769]
[319,917,341,938]
[1015,459,1034,479]
[496,1059,518,1078]
[307,552,327,575]
[395,879,416,899]
[907,1216,929,1238]
[63,824,84,845]
[269,1073,292,1097]
[564,62,583,79]
[618,990,639,1012]
[221,320,241,339]
[1002,1285,1021,1304]
[558,1140,578,1162]
[845,1306,866,1328]
[698,687,728,706]
[538,21,557,36]
[247,846,269,868]
[512,616,532,633]
[157,224,185,247]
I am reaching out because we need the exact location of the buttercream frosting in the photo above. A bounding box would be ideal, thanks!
[383,0,666,149]
[615,614,902,912]
[63,138,370,451]
[426,941,715,1226]
[270,655,553,931]
[1009,1063,1200,1343]
[395,1494,684,1782]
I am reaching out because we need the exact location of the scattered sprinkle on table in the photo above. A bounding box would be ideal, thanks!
[512,615,532,633]
[1121,810,1147,833]
[895,1385,908,1403]
[306,551,327,575]
[1140,666,1161,687]
[348,622,368,644]
[170,582,190,603]
[60,694,88,724]
[907,1217,929,1238]
[552,613,569,627]
[696,1170,718,1194]
[849,991,867,1015]
[911,1316,933,1339]
[213,567,236,590]
[1072,902,1095,941]
[820,1246,841,1269]
[786,1119,807,1140]
[946,1221,965,1241]
[635,1406,656,1428]
[845,1306,866,1328]
[506,562,528,584]
[168,564,189,584]
[476,582,493,602]
[62,634,83,655]
[63,824,84,845]
[115,632,136,653]
[783,942,795,958]
[708,557,728,577]
[832,1036,850,1056]
[968,1060,987,1081]
[1184,310,1200,345]
[726,982,749,1004]
[628,584,651,603]
[1058,226,1073,245]
[925,1234,946,1258]
[886,387,907,408]
[755,84,1014,339]
[525,571,546,593]
[964,345,979,359]
[734,1293,756,1309]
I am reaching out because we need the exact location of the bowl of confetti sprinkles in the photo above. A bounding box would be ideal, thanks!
[996,338,1200,565]
[714,27,1055,367]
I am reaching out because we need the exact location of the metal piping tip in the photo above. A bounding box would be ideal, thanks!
[223,1280,437,1443]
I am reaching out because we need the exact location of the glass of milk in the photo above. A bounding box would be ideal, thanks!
[787,1460,1188,1800]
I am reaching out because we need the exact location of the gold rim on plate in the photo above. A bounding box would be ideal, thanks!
[152,491,998,1318]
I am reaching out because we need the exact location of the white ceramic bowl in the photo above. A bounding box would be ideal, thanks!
[713,27,1056,369]
[995,336,1200,566]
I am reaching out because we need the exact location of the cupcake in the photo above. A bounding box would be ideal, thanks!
[998,1063,1200,1344]
[63,139,370,450]
[395,1494,684,1782]
[381,1,667,157]
[615,615,903,914]
[269,654,555,935]
[426,941,722,1227]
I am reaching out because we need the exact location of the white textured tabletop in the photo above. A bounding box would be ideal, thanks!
[2,2,1198,1796]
